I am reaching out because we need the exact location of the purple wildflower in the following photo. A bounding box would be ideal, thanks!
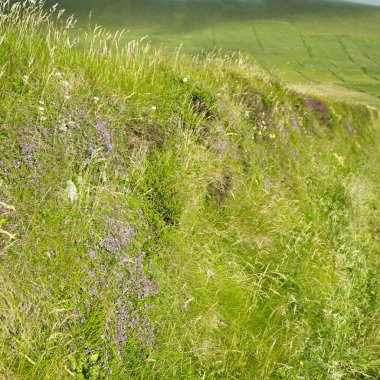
[106,144,112,152]
[213,138,228,156]
[265,183,273,192]
[100,217,135,254]
[94,120,110,145]
[315,100,326,112]
[291,118,301,136]
[263,178,278,192]
[88,147,94,154]
[305,98,313,112]
[88,250,96,259]
[19,141,36,167]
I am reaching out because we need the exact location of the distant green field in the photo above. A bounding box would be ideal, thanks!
[50,0,380,107]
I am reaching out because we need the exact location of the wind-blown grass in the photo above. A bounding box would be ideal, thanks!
[47,0,380,107]
[0,1,379,378]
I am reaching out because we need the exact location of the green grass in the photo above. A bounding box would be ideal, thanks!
[0,1,380,379]
[46,0,380,107]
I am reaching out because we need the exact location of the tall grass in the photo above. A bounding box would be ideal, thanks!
[43,0,380,108]
[0,1,379,378]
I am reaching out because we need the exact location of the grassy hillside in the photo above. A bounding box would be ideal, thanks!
[1,1,380,379]
[47,0,380,107]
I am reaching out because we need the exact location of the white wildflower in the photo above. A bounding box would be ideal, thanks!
[66,180,78,202]
[38,106,45,112]
[55,71,62,78]
[39,100,44,105]
[93,96,100,103]
[182,77,188,83]
[206,268,215,278]
[64,95,70,100]
[151,106,157,111]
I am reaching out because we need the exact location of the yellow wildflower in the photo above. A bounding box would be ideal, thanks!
[333,153,345,166]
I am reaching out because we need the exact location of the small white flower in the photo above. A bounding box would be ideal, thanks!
[61,80,69,87]
[38,106,45,112]
[66,180,78,202]
[182,77,188,83]
[39,100,44,105]
[206,268,215,278]
[55,71,62,78]
[151,106,157,111]
[64,95,70,100]
[22,75,29,82]
[93,96,100,103]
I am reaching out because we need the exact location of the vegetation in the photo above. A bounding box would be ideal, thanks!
[49,0,380,107]
[0,1,379,379]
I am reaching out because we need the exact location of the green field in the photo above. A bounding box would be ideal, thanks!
[50,0,380,107]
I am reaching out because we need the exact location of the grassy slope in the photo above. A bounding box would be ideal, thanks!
[48,0,380,107]
[1,1,380,379]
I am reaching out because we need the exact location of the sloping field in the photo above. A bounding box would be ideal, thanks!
[49,0,380,107]
[1,1,380,379]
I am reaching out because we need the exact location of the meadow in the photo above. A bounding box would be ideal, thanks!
[49,0,380,107]
[0,1,379,379]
